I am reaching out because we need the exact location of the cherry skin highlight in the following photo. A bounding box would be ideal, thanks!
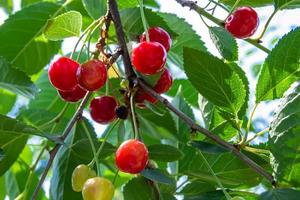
[115,139,148,174]
[58,85,87,103]
[48,57,79,91]
[225,6,259,39]
[90,96,118,124]
[82,177,114,200]
[140,27,172,52]
[131,41,167,75]
[77,59,107,91]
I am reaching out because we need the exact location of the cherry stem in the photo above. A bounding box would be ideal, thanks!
[112,170,119,185]
[197,150,232,200]
[240,103,259,145]
[255,9,277,41]
[38,103,70,129]
[82,121,100,176]
[88,120,120,168]
[245,127,270,145]
[139,0,150,41]
[227,0,241,17]
[130,92,139,140]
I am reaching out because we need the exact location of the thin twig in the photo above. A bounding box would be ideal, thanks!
[31,92,93,200]
[174,0,271,54]
[137,79,275,185]
[105,0,276,186]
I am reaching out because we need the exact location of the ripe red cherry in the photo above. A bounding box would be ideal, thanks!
[131,41,167,75]
[135,90,157,108]
[58,85,87,102]
[90,96,118,124]
[48,57,79,91]
[153,68,173,93]
[140,27,172,52]
[115,139,148,174]
[77,59,107,91]
[225,7,259,39]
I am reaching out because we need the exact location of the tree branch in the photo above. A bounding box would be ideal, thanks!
[108,0,136,80]
[106,0,275,186]
[174,0,271,54]
[31,92,93,199]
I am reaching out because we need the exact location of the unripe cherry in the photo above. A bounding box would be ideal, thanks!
[131,41,167,75]
[115,139,148,174]
[82,177,114,200]
[140,27,172,52]
[77,59,107,91]
[58,85,87,102]
[48,57,79,91]
[225,6,259,39]
[90,96,118,124]
[71,164,96,192]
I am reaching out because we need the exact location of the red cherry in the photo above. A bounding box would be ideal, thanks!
[131,41,167,75]
[58,85,87,103]
[225,7,259,39]
[77,59,107,91]
[153,68,173,94]
[115,139,148,174]
[140,27,172,52]
[48,57,79,91]
[90,96,118,124]
[135,90,158,108]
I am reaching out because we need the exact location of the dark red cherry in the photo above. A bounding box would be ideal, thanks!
[135,90,158,108]
[115,139,148,174]
[90,96,118,124]
[225,7,259,39]
[131,41,167,75]
[140,27,172,52]
[77,59,107,91]
[48,57,79,91]
[58,85,87,102]
[153,68,173,94]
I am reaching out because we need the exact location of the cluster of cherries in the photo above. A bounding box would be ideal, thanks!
[225,6,259,39]
[132,27,173,107]
[48,26,173,200]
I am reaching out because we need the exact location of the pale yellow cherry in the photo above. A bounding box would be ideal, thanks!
[82,177,114,200]
[71,164,96,192]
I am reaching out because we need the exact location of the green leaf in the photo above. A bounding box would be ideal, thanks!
[269,82,300,186]
[118,0,160,9]
[12,38,61,75]
[180,180,215,196]
[82,0,106,19]
[0,2,61,75]
[50,119,115,200]
[123,176,155,200]
[171,86,195,142]
[209,26,238,61]
[148,144,183,162]
[28,71,76,119]
[141,168,175,185]
[167,79,199,107]
[189,141,229,154]
[259,188,300,200]
[0,57,37,98]
[256,27,300,103]
[181,146,268,187]
[0,176,5,200]
[184,48,246,117]
[120,8,176,38]
[274,0,300,9]
[45,11,82,40]
[0,89,16,115]
[136,70,163,87]
[157,12,207,69]
[0,149,3,162]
